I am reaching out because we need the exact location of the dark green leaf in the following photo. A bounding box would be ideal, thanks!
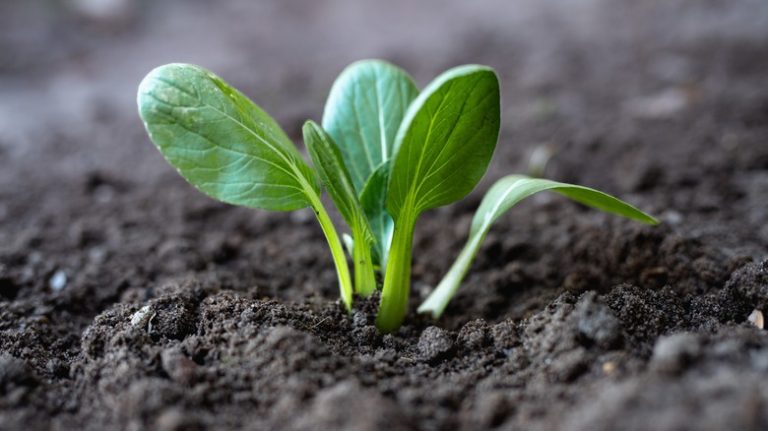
[138,63,319,211]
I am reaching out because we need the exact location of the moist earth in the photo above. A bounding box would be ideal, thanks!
[1,1,767,430]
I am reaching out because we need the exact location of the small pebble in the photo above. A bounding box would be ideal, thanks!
[748,309,764,329]
[661,210,683,225]
[131,305,153,327]
[49,270,67,291]
[602,361,617,375]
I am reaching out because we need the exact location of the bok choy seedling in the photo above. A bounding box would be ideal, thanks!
[138,60,657,333]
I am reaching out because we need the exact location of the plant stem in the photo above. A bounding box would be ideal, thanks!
[310,198,354,311]
[376,212,416,332]
[352,223,377,297]
[417,230,486,318]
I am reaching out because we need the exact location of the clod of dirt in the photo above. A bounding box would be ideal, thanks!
[556,328,768,431]
[417,326,454,362]
[456,319,490,352]
[604,284,686,353]
[147,294,198,341]
[154,408,205,431]
[575,292,623,349]
[290,380,412,431]
[160,347,198,385]
[727,259,768,311]
[490,319,519,353]
[649,332,703,374]
[0,354,38,407]
[120,379,186,425]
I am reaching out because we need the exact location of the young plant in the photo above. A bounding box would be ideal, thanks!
[137,60,657,333]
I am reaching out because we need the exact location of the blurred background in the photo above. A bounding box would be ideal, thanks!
[2,0,766,184]
[1,0,767,281]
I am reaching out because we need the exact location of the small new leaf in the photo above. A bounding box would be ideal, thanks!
[359,161,394,269]
[138,63,319,210]
[418,175,658,318]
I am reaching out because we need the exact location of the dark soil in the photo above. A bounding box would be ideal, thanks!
[1,1,767,430]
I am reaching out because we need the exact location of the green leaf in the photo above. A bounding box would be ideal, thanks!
[359,161,394,269]
[387,65,501,218]
[304,121,373,240]
[322,60,419,192]
[304,121,377,295]
[418,175,659,318]
[138,63,319,211]
[377,65,501,332]
[139,64,355,310]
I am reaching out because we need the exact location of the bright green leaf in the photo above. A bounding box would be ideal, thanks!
[322,60,419,192]
[138,63,320,210]
[418,175,659,318]
[138,64,354,310]
[387,65,501,218]
[359,161,394,270]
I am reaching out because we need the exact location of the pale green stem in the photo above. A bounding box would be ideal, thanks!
[376,212,416,332]
[417,229,487,318]
[352,224,377,297]
[310,198,354,311]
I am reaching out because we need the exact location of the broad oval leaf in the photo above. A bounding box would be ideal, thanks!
[359,161,394,269]
[322,60,419,192]
[138,63,319,211]
[387,65,501,219]
[303,120,373,243]
[418,175,658,318]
